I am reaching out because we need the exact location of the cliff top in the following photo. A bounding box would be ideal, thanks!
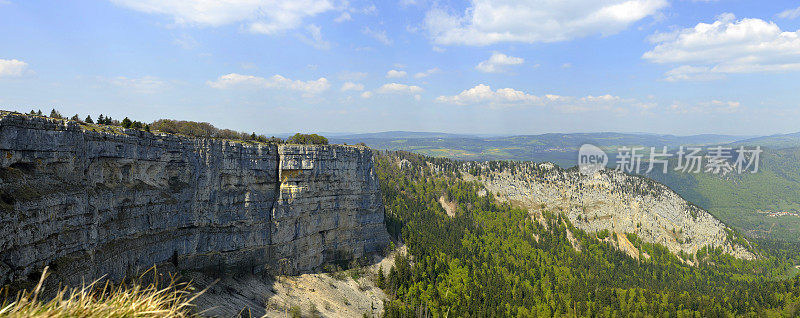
[0,110,369,150]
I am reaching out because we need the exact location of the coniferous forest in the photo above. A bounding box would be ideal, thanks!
[376,151,800,317]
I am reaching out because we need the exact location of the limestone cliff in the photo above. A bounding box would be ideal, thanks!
[0,112,388,286]
[459,161,755,260]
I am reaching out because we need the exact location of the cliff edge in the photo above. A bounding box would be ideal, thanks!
[0,112,389,286]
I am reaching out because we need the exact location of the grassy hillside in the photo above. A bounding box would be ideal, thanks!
[650,147,800,242]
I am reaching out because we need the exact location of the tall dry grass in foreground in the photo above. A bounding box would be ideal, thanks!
[0,266,204,317]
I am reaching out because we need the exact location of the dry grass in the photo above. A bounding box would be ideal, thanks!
[0,266,205,317]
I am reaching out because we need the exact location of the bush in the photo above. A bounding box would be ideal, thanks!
[286,133,328,145]
[149,119,277,143]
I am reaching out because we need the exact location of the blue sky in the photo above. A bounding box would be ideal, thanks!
[2,0,800,136]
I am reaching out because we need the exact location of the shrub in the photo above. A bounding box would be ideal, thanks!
[149,119,277,143]
[286,133,328,145]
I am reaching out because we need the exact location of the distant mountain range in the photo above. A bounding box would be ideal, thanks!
[331,131,758,167]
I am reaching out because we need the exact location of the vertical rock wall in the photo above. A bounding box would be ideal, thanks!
[0,113,388,286]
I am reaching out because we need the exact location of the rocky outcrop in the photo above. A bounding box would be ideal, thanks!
[461,161,754,260]
[0,112,388,286]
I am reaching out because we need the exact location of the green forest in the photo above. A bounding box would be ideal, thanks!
[375,151,800,317]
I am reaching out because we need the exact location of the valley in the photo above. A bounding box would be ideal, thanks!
[341,131,800,243]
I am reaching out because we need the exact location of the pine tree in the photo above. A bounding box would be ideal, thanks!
[97,114,105,125]
[85,115,94,124]
[377,265,385,289]
[37,110,43,116]
[71,114,80,122]
[121,117,132,128]
[144,124,150,132]
[50,109,62,119]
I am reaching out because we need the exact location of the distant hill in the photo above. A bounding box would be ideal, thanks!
[334,131,750,167]
[333,131,477,139]
[728,132,800,149]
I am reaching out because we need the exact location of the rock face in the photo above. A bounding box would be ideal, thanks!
[0,112,388,286]
[461,161,754,260]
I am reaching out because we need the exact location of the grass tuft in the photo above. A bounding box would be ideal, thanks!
[0,266,204,317]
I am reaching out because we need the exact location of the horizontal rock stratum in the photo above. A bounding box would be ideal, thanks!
[0,112,389,286]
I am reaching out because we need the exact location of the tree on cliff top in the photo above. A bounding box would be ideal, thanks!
[149,119,277,143]
[286,133,328,145]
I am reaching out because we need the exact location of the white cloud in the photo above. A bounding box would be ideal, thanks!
[669,100,741,114]
[207,73,330,96]
[476,52,524,73]
[376,83,424,94]
[643,13,800,81]
[105,76,166,93]
[338,71,368,81]
[297,24,330,50]
[436,84,644,112]
[341,82,364,91]
[111,0,336,34]
[0,59,28,78]
[172,34,199,49]
[362,27,392,45]
[334,12,351,22]
[414,67,440,78]
[386,69,407,78]
[360,91,373,98]
[424,0,667,46]
[778,6,800,19]
[436,84,540,106]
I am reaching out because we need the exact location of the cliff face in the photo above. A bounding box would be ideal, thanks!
[460,161,754,260]
[0,113,388,286]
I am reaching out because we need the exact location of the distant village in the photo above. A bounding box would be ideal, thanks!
[756,210,800,218]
